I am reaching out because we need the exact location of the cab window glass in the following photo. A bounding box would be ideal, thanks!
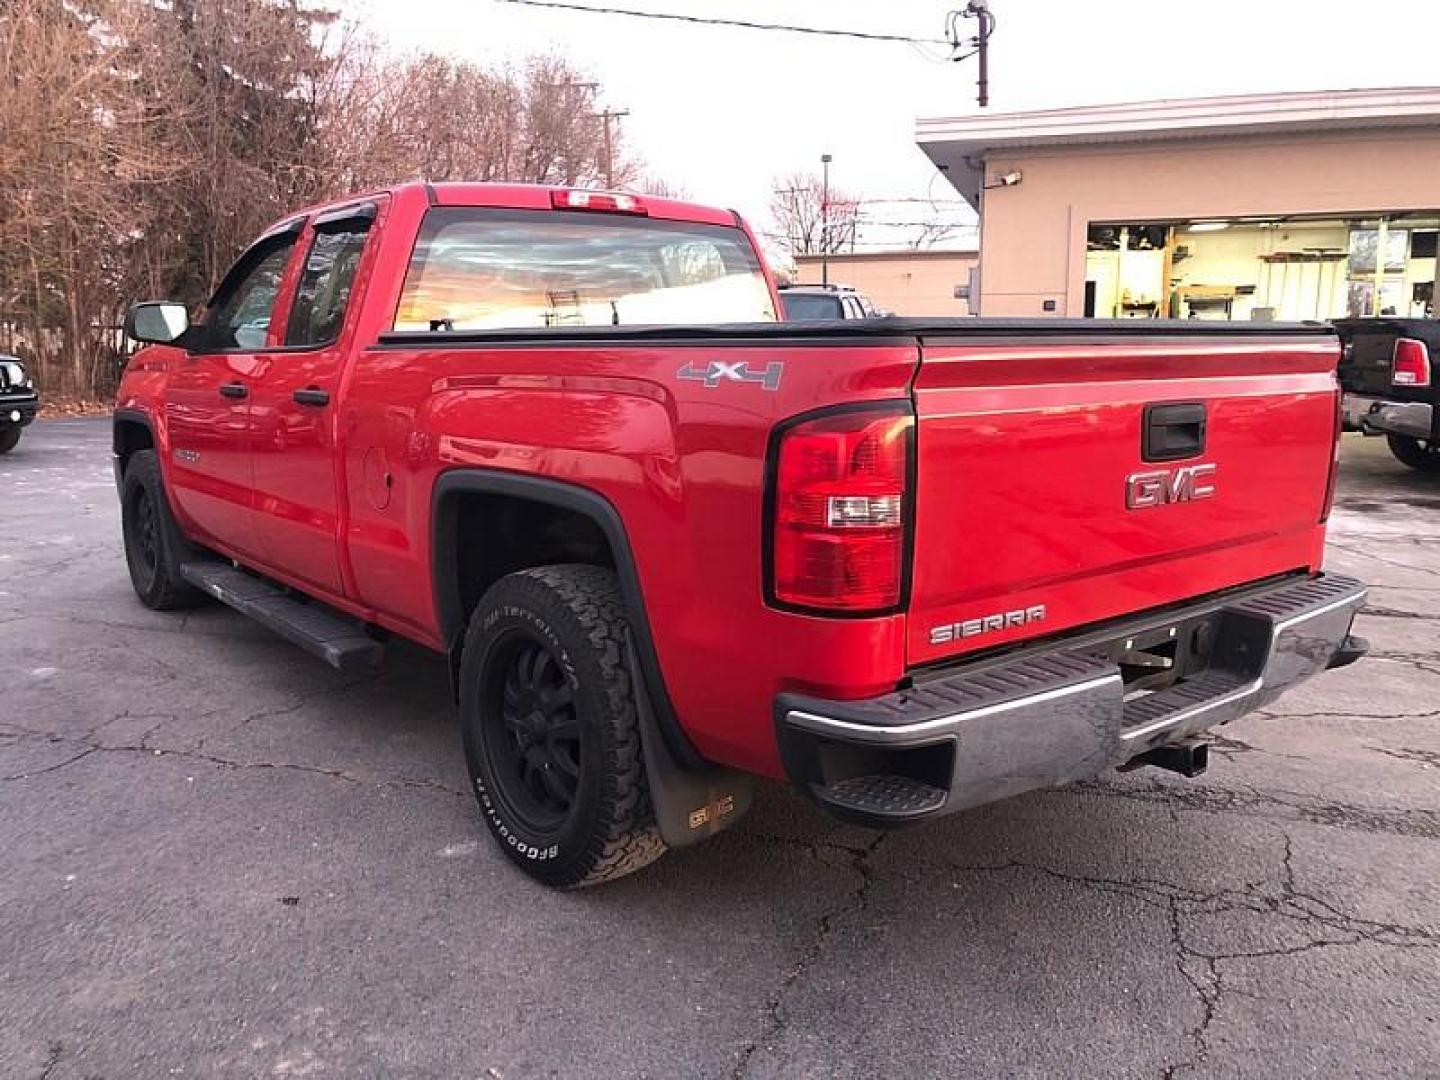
[286,221,372,347]
[207,240,296,350]
[393,208,776,331]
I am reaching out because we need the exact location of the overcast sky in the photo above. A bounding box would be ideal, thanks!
[360,0,1440,251]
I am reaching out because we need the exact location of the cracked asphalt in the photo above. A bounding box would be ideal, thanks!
[2,417,1438,1079]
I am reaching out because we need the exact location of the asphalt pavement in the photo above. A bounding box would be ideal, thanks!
[1,417,1436,1078]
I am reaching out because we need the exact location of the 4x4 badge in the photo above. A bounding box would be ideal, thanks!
[677,360,783,391]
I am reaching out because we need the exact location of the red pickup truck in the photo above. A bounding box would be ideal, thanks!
[115,182,1368,887]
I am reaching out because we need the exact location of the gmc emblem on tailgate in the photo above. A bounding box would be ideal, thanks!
[1126,463,1217,509]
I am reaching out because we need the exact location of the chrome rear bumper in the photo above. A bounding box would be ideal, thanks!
[776,574,1367,827]
[1343,393,1434,440]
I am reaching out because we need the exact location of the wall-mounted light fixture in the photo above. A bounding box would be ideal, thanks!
[1187,221,1230,233]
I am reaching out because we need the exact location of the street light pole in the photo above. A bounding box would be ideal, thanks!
[820,153,832,287]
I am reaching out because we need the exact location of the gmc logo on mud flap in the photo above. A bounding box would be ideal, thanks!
[1126,463,1217,509]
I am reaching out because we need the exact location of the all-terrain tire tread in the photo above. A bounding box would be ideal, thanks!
[464,564,665,887]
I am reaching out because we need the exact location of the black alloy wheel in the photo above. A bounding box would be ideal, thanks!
[483,632,583,831]
[132,487,160,584]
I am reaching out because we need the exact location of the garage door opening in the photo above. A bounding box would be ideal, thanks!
[1084,216,1439,321]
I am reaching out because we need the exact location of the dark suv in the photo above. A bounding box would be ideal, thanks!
[0,355,39,454]
[777,283,880,320]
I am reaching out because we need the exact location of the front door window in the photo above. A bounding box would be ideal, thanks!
[207,241,297,350]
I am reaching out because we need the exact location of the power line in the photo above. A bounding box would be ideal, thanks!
[860,220,978,228]
[755,231,975,251]
[855,197,972,206]
[496,0,951,46]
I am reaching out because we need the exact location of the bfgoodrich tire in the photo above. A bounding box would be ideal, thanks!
[121,450,202,610]
[459,565,666,888]
[1387,434,1440,472]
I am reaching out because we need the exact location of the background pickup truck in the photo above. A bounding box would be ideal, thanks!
[115,182,1367,888]
[1336,317,1440,471]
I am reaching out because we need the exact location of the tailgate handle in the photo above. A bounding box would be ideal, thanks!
[1143,403,1206,462]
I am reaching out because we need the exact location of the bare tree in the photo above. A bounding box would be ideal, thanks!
[321,50,636,192]
[907,219,960,251]
[769,171,860,256]
[635,175,689,199]
[0,0,195,395]
[0,2,649,400]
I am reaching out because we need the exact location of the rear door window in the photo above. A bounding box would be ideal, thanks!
[393,209,776,331]
[286,215,374,347]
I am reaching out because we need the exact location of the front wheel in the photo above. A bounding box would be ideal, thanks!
[121,450,202,610]
[1386,434,1440,472]
[459,565,665,888]
[0,427,20,454]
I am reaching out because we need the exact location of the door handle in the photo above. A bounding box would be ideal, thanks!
[292,387,330,407]
[218,383,248,400]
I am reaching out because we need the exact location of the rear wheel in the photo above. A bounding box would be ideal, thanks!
[460,565,665,888]
[121,450,202,610]
[0,427,20,454]
[1386,434,1440,472]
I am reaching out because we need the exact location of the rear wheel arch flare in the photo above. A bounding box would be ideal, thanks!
[430,469,705,769]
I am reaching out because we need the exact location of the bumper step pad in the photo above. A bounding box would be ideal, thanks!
[812,774,947,824]
[181,562,383,672]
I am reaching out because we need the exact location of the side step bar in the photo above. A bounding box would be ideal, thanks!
[180,562,384,672]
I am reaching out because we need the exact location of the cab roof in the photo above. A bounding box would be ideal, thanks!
[281,181,741,231]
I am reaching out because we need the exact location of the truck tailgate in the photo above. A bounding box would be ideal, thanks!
[908,332,1339,667]
[1337,321,1402,396]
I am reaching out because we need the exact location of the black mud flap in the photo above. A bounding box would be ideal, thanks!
[626,637,754,848]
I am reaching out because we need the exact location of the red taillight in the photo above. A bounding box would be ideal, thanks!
[1393,338,1431,387]
[770,405,912,613]
[550,189,648,215]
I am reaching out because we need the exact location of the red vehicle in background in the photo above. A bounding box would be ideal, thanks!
[115,182,1366,887]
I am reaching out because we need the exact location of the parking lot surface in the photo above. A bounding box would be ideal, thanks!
[2,417,1437,1078]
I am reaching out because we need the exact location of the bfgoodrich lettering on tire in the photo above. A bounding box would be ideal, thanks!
[459,564,666,887]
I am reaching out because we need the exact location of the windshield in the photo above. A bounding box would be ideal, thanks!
[780,292,844,320]
[393,208,777,331]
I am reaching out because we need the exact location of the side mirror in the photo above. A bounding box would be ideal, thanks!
[126,302,190,345]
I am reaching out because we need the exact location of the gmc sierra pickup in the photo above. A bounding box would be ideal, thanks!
[115,182,1367,888]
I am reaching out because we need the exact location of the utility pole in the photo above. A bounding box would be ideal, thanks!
[562,81,628,188]
[820,153,832,286]
[958,1,996,108]
[594,107,630,188]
